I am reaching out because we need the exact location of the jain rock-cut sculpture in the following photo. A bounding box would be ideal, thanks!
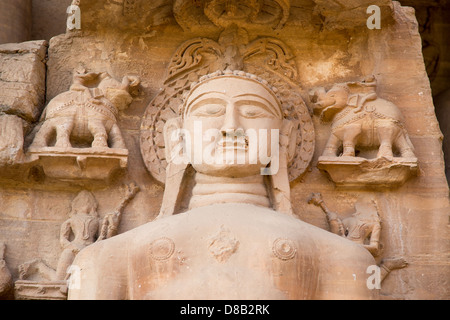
[311,77,416,160]
[68,70,378,300]
[27,71,140,183]
[310,76,418,188]
[31,71,140,150]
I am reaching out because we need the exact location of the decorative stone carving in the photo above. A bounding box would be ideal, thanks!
[173,0,291,30]
[208,226,240,263]
[140,27,314,188]
[71,0,396,34]
[0,0,446,302]
[14,281,68,300]
[0,242,13,299]
[310,76,418,188]
[15,184,139,300]
[272,238,297,261]
[308,193,408,282]
[149,238,176,262]
[27,70,140,183]
[69,66,378,300]
[308,193,382,255]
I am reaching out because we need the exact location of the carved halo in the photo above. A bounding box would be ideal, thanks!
[140,35,315,185]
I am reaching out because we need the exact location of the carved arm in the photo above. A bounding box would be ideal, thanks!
[363,222,382,256]
[59,219,74,251]
[308,193,345,236]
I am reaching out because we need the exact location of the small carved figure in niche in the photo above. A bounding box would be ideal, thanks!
[18,184,139,282]
[0,242,13,299]
[308,193,408,281]
[310,76,416,160]
[308,193,382,256]
[30,70,140,150]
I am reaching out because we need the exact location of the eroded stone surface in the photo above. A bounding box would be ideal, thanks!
[0,40,47,122]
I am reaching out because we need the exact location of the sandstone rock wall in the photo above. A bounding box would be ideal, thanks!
[0,0,32,45]
[0,0,448,300]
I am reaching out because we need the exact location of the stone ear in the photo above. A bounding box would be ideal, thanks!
[160,116,189,218]
[163,117,184,163]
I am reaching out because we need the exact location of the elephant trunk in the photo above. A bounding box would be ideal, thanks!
[316,97,336,110]
[310,87,331,114]
[121,76,140,93]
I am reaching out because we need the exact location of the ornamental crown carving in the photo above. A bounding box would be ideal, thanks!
[140,28,315,185]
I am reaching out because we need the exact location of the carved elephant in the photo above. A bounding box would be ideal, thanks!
[31,72,140,149]
[311,83,416,159]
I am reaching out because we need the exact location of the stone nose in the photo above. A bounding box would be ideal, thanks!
[220,103,243,136]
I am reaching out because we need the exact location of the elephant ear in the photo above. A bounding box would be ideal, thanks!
[347,93,378,113]
[321,106,343,123]
[105,88,133,111]
[347,94,359,108]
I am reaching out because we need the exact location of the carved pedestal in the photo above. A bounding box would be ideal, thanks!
[14,281,68,300]
[27,147,128,183]
[317,156,419,188]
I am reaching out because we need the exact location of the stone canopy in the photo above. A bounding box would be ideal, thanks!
[76,0,395,32]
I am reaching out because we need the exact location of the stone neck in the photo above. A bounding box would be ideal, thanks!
[189,173,271,210]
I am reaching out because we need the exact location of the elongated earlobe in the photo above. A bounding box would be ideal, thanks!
[268,119,297,216]
[159,117,189,218]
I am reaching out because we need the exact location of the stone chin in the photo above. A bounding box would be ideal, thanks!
[191,161,267,178]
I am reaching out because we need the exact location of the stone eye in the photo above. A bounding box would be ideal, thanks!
[192,104,225,117]
[239,105,273,119]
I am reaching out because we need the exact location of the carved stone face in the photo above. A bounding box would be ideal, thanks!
[71,191,98,216]
[183,76,283,178]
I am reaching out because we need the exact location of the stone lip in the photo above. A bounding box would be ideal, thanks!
[317,156,419,188]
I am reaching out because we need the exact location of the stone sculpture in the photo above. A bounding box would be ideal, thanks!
[68,70,378,300]
[308,192,382,256]
[30,71,140,150]
[18,191,101,282]
[173,0,291,30]
[310,76,419,187]
[310,76,416,160]
[0,242,13,299]
[140,27,313,186]
[15,184,139,300]
[308,193,408,283]
[26,70,140,183]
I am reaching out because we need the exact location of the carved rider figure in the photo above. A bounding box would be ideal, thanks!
[69,70,378,300]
